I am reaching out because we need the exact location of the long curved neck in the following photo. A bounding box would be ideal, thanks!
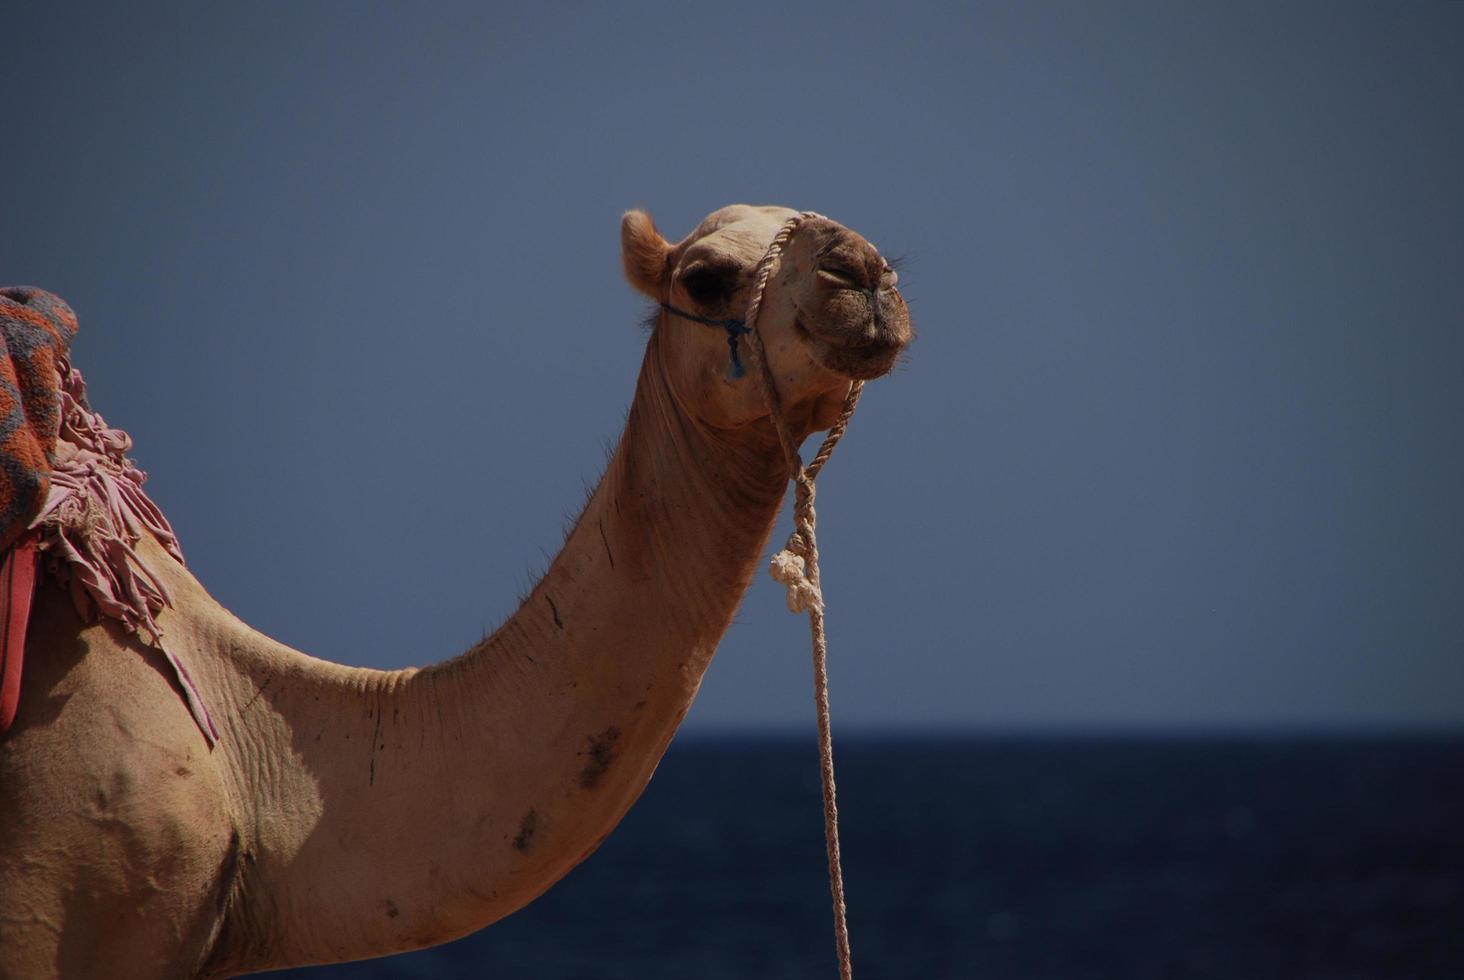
[215,332,790,971]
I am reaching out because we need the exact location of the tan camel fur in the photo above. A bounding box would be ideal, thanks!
[0,204,911,978]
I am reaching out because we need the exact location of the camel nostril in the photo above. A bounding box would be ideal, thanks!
[867,288,887,334]
[817,265,865,289]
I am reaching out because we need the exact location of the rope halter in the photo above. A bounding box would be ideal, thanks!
[669,210,867,980]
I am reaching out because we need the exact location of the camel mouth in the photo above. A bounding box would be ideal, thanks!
[790,276,913,380]
[794,305,911,381]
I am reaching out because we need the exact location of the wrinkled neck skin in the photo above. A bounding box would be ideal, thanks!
[197,330,795,973]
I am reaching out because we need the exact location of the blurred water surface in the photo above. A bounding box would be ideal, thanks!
[266,734,1463,979]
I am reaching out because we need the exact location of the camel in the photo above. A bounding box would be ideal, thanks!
[0,204,912,978]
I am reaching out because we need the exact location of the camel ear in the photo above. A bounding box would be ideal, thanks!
[621,209,671,299]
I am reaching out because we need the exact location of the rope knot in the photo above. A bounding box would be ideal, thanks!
[770,547,823,614]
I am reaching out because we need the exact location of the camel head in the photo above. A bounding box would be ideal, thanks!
[621,204,913,432]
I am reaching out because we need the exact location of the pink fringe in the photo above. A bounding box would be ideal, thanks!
[29,362,218,744]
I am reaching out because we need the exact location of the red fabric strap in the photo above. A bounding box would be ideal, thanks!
[0,533,39,734]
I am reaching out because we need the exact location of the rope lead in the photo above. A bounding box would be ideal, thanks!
[740,211,863,980]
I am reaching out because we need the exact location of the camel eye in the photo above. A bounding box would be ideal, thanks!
[679,263,737,306]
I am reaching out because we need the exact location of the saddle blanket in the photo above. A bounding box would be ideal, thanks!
[0,287,216,742]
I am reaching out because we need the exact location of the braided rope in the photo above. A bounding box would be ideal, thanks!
[741,211,863,980]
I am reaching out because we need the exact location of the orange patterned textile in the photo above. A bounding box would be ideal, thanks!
[0,287,76,555]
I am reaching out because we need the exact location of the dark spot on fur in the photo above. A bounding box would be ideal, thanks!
[241,673,275,713]
[546,595,564,629]
[579,726,622,790]
[634,700,647,711]
[598,518,615,569]
[369,712,384,786]
[513,810,538,852]
[384,898,400,919]
[175,766,193,777]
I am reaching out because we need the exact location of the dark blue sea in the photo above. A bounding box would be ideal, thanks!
[265,735,1463,979]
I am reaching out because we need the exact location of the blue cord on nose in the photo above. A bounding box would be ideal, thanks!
[660,303,751,379]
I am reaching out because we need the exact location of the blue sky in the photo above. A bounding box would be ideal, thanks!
[3,2,1461,730]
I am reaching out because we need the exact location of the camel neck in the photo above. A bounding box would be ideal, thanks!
[452,326,789,684]
[219,330,792,970]
[598,329,789,636]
